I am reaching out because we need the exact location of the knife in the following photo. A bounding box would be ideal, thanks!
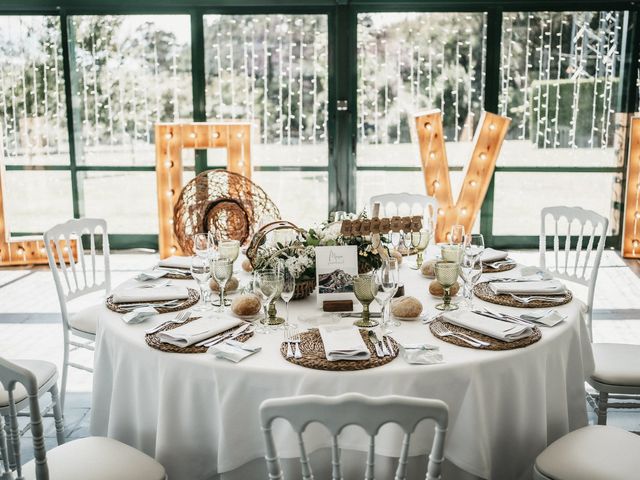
[196,322,251,347]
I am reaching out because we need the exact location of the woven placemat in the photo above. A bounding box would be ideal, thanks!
[280,328,399,371]
[145,317,254,354]
[164,270,192,280]
[429,319,541,350]
[105,288,200,314]
[473,281,572,308]
[482,262,516,273]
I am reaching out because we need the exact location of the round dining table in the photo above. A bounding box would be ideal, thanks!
[90,252,594,480]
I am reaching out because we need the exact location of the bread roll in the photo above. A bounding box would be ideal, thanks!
[231,293,262,317]
[241,258,253,272]
[420,259,438,278]
[390,296,423,319]
[210,276,239,293]
[429,280,460,297]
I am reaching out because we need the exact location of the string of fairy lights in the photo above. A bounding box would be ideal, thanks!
[499,11,622,149]
[356,12,487,145]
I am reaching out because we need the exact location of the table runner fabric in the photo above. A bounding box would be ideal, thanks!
[91,252,594,480]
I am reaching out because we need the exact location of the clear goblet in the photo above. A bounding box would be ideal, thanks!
[193,233,210,259]
[353,274,379,328]
[464,233,485,260]
[374,259,399,329]
[190,256,212,312]
[280,268,296,327]
[450,224,465,245]
[459,255,483,310]
[434,261,460,311]
[211,258,233,312]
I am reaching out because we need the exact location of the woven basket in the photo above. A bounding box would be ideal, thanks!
[173,169,280,254]
[293,277,316,300]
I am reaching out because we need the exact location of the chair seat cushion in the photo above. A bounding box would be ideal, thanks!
[0,360,57,408]
[21,436,165,480]
[68,305,102,335]
[536,425,640,480]
[590,343,640,387]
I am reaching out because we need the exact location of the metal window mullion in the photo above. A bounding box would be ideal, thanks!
[480,8,502,246]
[60,12,85,218]
[191,11,207,174]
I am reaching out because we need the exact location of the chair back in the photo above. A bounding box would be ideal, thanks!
[0,357,49,480]
[370,193,437,224]
[539,206,607,334]
[260,393,449,480]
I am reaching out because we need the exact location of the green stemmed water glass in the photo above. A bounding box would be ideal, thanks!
[353,274,379,328]
[434,261,459,311]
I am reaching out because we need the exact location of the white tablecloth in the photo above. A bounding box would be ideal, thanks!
[91,256,594,480]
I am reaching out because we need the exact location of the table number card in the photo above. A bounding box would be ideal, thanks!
[315,245,358,306]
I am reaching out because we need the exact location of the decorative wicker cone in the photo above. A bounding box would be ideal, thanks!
[173,169,280,255]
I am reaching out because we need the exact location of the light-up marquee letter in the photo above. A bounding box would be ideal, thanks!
[155,122,252,258]
[415,110,510,243]
[623,116,640,258]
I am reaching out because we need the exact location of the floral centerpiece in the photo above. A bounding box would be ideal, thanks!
[250,213,387,299]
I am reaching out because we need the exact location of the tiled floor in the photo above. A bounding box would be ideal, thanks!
[1,250,640,464]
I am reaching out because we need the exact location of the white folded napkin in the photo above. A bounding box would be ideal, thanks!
[121,307,157,324]
[480,248,509,263]
[111,286,190,304]
[519,266,554,280]
[157,316,242,347]
[489,280,567,296]
[400,344,444,365]
[209,340,261,363]
[443,310,533,342]
[136,270,168,281]
[521,309,566,327]
[318,325,371,361]
[157,256,192,270]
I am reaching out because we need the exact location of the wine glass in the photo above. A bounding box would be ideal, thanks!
[257,270,284,327]
[410,229,431,270]
[280,267,296,327]
[218,239,240,263]
[434,261,459,311]
[212,258,233,312]
[353,274,379,328]
[374,259,399,329]
[464,233,485,259]
[450,224,465,245]
[190,256,211,311]
[460,255,483,310]
[193,233,210,259]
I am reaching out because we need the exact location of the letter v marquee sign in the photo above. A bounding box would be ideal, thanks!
[414,110,510,243]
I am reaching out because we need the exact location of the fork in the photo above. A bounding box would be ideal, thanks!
[509,293,566,304]
[289,328,303,359]
[486,260,515,269]
[431,322,487,347]
[284,328,294,358]
[145,310,191,334]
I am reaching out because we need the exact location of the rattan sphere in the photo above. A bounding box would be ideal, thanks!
[173,169,280,254]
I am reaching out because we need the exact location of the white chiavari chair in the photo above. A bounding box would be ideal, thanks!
[539,207,640,426]
[539,206,608,339]
[533,425,640,480]
[43,218,111,412]
[0,360,64,476]
[259,393,449,480]
[0,357,166,480]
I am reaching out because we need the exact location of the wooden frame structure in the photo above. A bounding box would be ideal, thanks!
[155,122,253,258]
[622,116,640,258]
[415,110,510,243]
[0,132,76,266]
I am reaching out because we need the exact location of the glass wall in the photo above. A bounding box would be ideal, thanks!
[203,14,328,227]
[0,4,638,249]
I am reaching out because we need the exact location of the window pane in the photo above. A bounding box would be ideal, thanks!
[253,170,328,228]
[203,14,329,220]
[4,170,73,231]
[357,12,487,166]
[80,171,158,233]
[492,172,619,235]
[70,15,192,166]
[0,16,70,165]
[498,12,628,167]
